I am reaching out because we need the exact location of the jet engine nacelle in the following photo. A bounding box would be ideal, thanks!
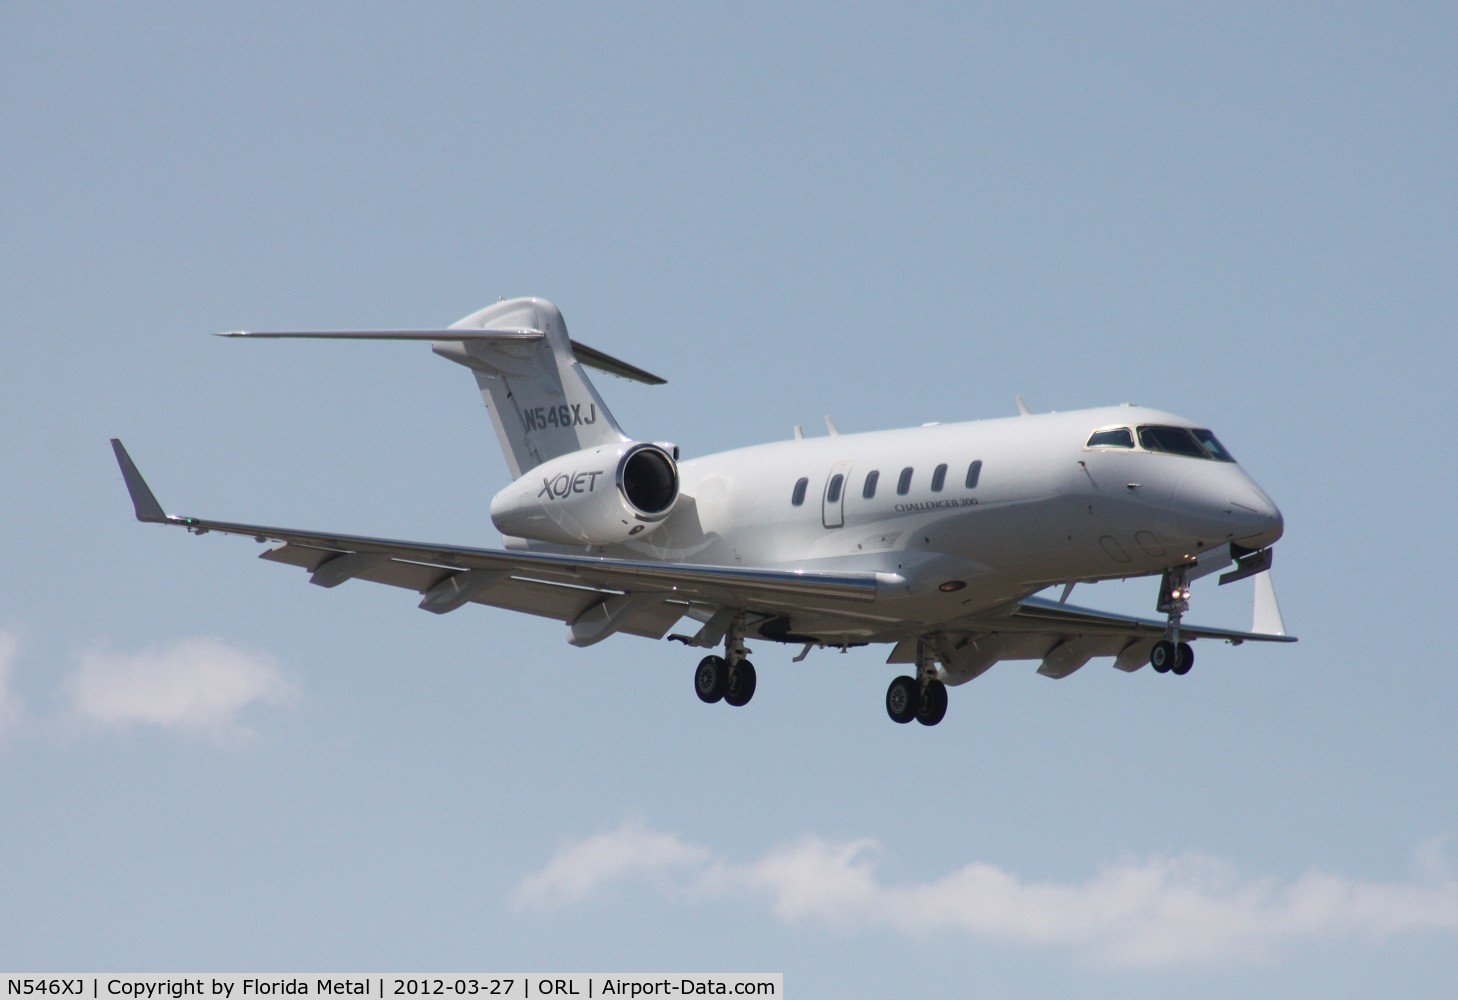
[490,442,679,546]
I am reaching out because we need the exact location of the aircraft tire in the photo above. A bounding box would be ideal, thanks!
[1172,642,1194,676]
[724,660,757,707]
[695,655,728,704]
[916,679,948,727]
[886,675,920,724]
[1150,640,1175,673]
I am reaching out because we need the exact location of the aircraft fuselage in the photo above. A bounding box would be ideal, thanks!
[595,404,1282,640]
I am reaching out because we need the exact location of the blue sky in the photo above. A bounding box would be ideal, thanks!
[3,2,1456,995]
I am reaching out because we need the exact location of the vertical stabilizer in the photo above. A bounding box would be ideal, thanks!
[435,299,630,477]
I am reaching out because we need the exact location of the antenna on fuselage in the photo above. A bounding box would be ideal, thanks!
[1016,396,1031,416]
[824,416,840,435]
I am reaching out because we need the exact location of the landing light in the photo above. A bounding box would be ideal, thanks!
[939,580,966,593]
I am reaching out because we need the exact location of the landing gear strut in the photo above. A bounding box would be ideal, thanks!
[1151,568,1196,676]
[693,612,757,708]
[886,640,948,726]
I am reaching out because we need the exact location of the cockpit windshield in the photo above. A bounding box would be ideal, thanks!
[1190,428,1236,462]
[1085,424,1236,462]
[1137,425,1208,458]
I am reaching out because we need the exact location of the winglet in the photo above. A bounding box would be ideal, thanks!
[1252,570,1288,637]
[110,439,168,523]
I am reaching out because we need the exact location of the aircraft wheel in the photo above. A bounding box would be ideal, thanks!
[1172,642,1195,676]
[916,679,948,727]
[886,675,920,724]
[724,659,757,707]
[694,655,728,704]
[1150,640,1175,674]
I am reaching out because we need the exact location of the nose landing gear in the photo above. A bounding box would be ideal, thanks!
[1151,567,1196,676]
[1149,639,1194,675]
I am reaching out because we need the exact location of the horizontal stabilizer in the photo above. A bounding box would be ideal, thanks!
[220,330,666,384]
[569,341,667,385]
[219,328,543,341]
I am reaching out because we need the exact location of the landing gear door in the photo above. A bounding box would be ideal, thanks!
[822,460,854,529]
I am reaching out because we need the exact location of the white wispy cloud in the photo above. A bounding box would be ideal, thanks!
[515,822,1458,968]
[67,636,299,738]
[0,630,23,739]
[512,819,712,909]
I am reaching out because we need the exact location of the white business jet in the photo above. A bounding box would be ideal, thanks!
[112,297,1292,726]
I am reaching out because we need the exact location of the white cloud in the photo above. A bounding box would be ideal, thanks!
[67,636,299,737]
[516,822,1458,968]
[0,630,23,739]
[512,819,712,909]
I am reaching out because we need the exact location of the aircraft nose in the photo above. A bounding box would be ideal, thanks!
[1228,490,1284,548]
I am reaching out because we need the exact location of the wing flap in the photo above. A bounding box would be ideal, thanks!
[234,518,881,607]
[930,590,1294,684]
[238,520,881,607]
[261,540,683,633]
[1012,594,1297,644]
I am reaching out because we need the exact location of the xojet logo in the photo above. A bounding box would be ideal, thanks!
[538,469,605,500]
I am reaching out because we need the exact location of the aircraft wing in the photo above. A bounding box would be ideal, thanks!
[111,440,881,646]
[1009,594,1296,645]
[905,588,1296,683]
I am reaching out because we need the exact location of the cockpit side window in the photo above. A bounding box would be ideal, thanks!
[1138,425,1208,458]
[1192,428,1236,462]
[1086,427,1134,449]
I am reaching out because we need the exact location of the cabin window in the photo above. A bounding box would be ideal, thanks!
[965,460,982,488]
[897,467,913,495]
[931,464,948,492]
[863,470,879,499]
[826,473,844,504]
[791,477,809,506]
[1086,427,1134,449]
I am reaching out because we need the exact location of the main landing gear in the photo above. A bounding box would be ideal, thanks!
[1150,566,1196,676]
[693,613,757,708]
[1149,639,1194,676]
[886,640,948,726]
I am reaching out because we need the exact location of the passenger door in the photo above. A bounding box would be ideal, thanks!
[822,460,854,528]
